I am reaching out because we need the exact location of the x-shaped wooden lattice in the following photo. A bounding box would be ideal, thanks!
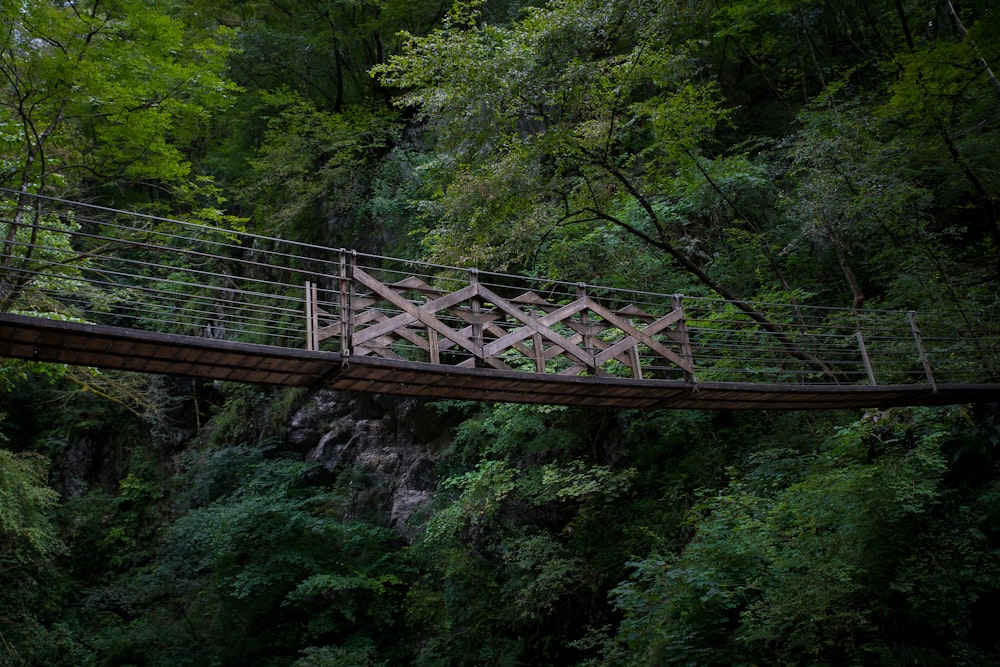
[310,267,694,380]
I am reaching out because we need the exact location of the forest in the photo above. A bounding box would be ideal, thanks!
[1,0,999,664]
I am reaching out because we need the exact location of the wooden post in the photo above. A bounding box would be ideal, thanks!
[908,311,937,390]
[856,330,876,385]
[428,329,440,364]
[673,294,695,383]
[339,250,357,357]
[577,283,596,374]
[628,345,643,380]
[532,331,545,373]
[470,269,484,366]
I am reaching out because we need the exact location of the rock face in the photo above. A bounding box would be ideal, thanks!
[287,389,451,541]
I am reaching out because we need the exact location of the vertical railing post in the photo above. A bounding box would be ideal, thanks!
[338,250,353,357]
[627,345,643,380]
[623,308,643,380]
[469,269,484,366]
[309,283,319,352]
[532,330,546,373]
[305,280,315,351]
[856,330,876,385]
[577,283,597,374]
[673,295,695,384]
[908,310,937,390]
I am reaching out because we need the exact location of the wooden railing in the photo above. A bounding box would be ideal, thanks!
[306,254,695,381]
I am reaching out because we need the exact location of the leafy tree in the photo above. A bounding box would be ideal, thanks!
[87,442,410,666]
[228,0,447,112]
[239,91,404,247]
[0,445,87,666]
[401,401,780,665]
[401,403,634,664]
[0,447,61,566]
[194,0,447,251]
[374,1,728,280]
[774,99,940,310]
[608,407,1000,666]
[880,0,1000,273]
[0,0,236,195]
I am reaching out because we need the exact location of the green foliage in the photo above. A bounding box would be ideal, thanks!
[87,442,411,665]
[372,0,999,315]
[0,0,998,665]
[203,384,304,447]
[222,0,444,112]
[407,402,659,664]
[0,0,237,193]
[195,0,446,252]
[0,444,92,667]
[609,407,1000,665]
[448,402,577,462]
[240,91,404,247]
[0,206,97,313]
[292,640,387,667]
[374,0,729,278]
[0,448,62,563]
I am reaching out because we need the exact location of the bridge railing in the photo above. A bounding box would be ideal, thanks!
[309,254,696,380]
[681,299,1000,385]
[2,188,999,387]
[0,189,330,348]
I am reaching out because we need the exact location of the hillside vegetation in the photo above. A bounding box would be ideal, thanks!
[2,1,999,664]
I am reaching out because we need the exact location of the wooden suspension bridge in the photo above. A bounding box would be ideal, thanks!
[1,189,999,410]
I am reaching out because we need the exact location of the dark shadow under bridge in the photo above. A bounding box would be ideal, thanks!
[1,189,999,409]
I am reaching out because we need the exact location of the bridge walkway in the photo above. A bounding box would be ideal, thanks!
[1,189,998,409]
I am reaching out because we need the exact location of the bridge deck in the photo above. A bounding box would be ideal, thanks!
[2,314,995,410]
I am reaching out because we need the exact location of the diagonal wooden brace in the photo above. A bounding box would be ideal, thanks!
[351,267,483,360]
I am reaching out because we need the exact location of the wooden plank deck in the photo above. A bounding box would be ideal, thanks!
[1,313,997,410]
[0,313,339,387]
